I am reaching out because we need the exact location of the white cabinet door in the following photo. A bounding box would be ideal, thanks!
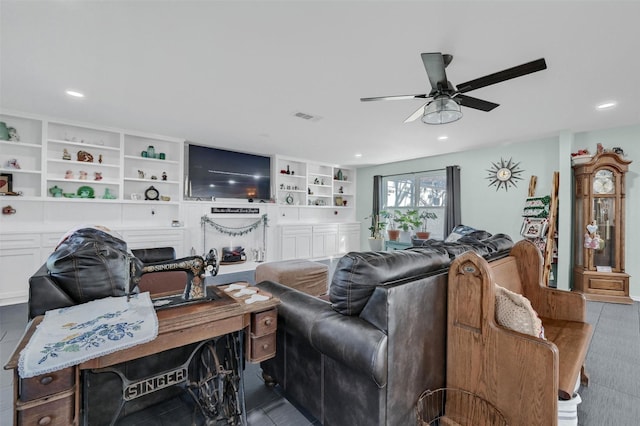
[0,233,41,306]
[280,226,312,260]
[312,224,339,258]
[338,223,361,253]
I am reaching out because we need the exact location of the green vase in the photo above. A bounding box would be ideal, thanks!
[0,122,9,140]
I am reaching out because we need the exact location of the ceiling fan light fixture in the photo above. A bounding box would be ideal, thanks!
[422,96,462,125]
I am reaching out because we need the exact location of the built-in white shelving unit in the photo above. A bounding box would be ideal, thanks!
[275,155,356,208]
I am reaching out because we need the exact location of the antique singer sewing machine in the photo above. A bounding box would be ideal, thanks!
[129,248,221,305]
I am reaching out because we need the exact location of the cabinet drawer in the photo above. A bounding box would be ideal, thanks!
[17,389,75,426]
[20,367,75,401]
[251,308,277,337]
[249,333,276,362]
[588,276,627,292]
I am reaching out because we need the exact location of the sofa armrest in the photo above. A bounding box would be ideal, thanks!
[257,280,388,387]
[28,264,75,319]
[257,280,332,339]
[310,310,388,388]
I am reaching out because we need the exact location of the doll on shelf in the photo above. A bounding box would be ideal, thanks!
[94,172,103,181]
[64,170,73,179]
[79,170,88,180]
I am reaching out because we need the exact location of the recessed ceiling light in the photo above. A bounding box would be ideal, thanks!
[66,90,85,98]
[355,153,362,158]
[596,101,616,110]
[438,135,448,141]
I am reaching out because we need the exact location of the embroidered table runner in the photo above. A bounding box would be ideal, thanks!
[19,292,158,378]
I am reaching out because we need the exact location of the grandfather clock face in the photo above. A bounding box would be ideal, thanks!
[593,170,615,195]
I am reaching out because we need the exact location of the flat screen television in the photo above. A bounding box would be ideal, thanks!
[185,144,271,200]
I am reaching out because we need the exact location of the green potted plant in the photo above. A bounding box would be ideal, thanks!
[416,211,438,240]
[380,210,400,241]
[365,213,387,250]
[395,209,422,242]
[396,209,422,232]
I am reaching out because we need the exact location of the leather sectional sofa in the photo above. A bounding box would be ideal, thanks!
[257,233,514,426]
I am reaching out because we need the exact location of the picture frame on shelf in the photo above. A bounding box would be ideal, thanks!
[334,196,343,207]
[0,173,13,194]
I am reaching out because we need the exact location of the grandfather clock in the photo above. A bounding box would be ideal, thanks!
[573,151,632,304]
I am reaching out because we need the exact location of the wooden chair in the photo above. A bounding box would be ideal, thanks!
[447,239,593,425]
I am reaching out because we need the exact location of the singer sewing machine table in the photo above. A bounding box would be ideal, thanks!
[4,284,279,426]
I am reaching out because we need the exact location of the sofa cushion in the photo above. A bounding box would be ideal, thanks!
[445,224,478,242]
[495,284,544,338]
[330,247,450,316]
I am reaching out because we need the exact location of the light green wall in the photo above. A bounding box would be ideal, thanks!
[356,124,640,298]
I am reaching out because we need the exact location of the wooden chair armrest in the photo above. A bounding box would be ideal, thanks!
[528,287,587,322]
[510,240,587,322]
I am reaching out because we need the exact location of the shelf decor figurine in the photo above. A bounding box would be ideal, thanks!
[102,188,116,199]
[49,186,63,197]
[6,159,20,169]
[94,172,103,181]
[62,149,71,160]
[64,170,73,179]
[8,126,20,141]
[77,150,94,162]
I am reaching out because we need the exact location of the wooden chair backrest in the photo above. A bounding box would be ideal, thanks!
[489,256,522,294]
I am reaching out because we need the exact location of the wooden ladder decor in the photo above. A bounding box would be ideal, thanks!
[526,172,559,286]
[543,172,559,286]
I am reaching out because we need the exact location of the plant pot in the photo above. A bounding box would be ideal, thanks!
[415,231,430,240]
[387,230,400,241]
[399,231,411,243]
[368,238,384,251]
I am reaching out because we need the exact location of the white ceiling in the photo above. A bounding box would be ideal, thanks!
[2,1,640,167]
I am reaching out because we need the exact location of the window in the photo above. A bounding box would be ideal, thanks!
[382,170,446,239]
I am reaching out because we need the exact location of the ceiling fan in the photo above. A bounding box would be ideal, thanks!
[360,53,547,125]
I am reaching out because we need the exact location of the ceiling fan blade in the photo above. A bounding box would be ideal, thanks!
[456,58,547,93]
[360,94,428,102]
[421,53,449,92]
[404,103,428,123]
[455,94,499,112]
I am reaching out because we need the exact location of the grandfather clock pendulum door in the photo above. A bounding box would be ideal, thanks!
[572,152,632,304]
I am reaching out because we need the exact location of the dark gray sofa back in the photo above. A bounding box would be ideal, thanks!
[330,233,513,317]
[329,247,450,316]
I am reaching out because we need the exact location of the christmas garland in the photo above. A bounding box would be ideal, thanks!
[200,214,268,236]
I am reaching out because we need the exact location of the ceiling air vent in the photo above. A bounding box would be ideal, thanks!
[292,111,322,122]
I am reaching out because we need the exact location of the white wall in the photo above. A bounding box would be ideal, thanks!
[356,125,640,298]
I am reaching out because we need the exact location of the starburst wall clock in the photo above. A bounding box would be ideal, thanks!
[486,158,524,191]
